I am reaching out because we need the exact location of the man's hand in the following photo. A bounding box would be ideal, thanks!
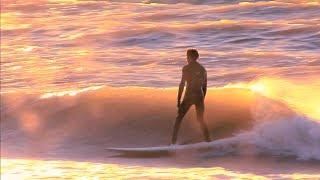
[177,101,181,108]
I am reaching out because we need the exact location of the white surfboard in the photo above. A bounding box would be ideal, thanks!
[107,142,213,153]
[107,138,238,157]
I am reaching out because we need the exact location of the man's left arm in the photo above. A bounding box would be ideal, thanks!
[203,70,207,98]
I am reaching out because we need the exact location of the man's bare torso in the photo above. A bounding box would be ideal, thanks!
[182,61,207,102]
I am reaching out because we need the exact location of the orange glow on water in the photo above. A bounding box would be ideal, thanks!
[36,76,320,121]
[1,0,320,93]
[18,112,41,134]
[224,77,320,120]
[1,159,319,179]
[0,12,31,30]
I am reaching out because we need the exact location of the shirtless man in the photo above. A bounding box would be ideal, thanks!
[171,49,211,144]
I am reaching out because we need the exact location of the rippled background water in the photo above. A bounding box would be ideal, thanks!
[1,0,319,93]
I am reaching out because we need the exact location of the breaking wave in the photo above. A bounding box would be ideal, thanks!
[203,96,320,160]
[1,78,319,160]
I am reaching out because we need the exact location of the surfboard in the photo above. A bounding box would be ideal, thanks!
[107,142,213,154]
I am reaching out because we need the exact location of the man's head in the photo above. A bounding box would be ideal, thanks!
[187,49,199,63]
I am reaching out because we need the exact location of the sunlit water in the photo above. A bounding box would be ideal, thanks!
[1,0,320,179]
[1,0,319,93]
[2,158,320,179]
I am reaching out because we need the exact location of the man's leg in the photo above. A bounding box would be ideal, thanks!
[171,101,191,144]
[195,101,211,142]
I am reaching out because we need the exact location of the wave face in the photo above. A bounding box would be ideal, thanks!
[0,88,254,157]
[1,85,320,160]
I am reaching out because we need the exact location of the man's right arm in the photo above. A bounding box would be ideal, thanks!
[177,68,185,108]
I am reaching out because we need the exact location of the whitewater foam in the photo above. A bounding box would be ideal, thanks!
[210,114,320,160]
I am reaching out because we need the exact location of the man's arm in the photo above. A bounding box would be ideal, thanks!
[203,70,207,98]
[177,69,185,108]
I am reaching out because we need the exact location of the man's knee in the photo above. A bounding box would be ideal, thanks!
[175,114,183,124]
[175,108,186,122]
[177,102,189,117]
[196,103,204,118]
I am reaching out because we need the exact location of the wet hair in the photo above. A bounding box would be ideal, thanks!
[187,49,199,61]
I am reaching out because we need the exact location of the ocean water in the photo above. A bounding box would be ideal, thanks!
[1,0,320,179]
[2,0,320,92]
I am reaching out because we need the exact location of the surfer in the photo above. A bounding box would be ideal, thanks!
[171,49,211,144]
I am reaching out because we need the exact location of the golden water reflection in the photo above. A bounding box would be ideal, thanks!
[224,77,320,120]
[1,158,319,180]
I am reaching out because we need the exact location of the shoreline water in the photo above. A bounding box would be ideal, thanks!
[2,156,320,179]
